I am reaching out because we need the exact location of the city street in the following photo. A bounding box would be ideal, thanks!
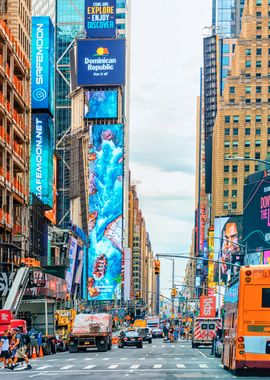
[0,340,268,380]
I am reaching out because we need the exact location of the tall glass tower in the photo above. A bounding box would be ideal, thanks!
[214,0,245,37]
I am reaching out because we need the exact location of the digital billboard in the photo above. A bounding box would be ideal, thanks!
[30,113,54,209]
[208,228,216,291]
[243,175,270,251]
[85,0,116,38]
[87,124,123,301]
[65,237,78,292]
[214,216,243,284]
[45,154,57,224]
[77,39,126,86]
[85,90,118,119]
[32,17,54,115]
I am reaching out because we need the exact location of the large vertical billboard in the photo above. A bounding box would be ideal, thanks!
[30,114,54,209]
[65,237,78,292]
[77,39,126,86]
[85,0,117,38]
[85,90,118,119]
[208,228,216,292]
[45,154,57,224]
[87,124,123,300]
[32,17,54,115]
[214,216,243,284]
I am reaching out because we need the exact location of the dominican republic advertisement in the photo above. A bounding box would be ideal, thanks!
[77,39,126,86]
[85,0,116,38]
[30,113,54,209]
[31,16,55,115]
[87,124,123,301]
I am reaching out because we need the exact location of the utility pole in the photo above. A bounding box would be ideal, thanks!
[172,259,175,318]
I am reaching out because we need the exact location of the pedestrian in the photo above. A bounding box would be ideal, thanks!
[169,325,174,342]
[180,325,184,340]
[163,323,169,340]
[0,330,11,369]
[184,326,190,341]
[9,328,32,370]
[173,325,179,342]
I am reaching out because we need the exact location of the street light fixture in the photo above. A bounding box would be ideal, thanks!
[224,156,270,167]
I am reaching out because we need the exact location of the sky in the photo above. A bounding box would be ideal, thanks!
[129,0,212,296]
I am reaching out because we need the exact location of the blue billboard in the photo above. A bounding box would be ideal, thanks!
[85,0,116,38]
[87,124,123,300]
[77,39,126,86]
[85,90,118,118]
[31,16,55,115]
[30,113,54,209]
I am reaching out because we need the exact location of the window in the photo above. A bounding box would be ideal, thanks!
[257,48,262,55]
[256,0,262,5]
[256,129,261,135]
[256,115,262,122]
[256,72,262,78]
[245,152,250,158]
[257,23,262,30]
[268,140,270,147]
[229,98,235,104]
[201,324,208,330]
[255,152,261,159]
[209,324,215,330]
[255,165,259,171]
[225,128,230,136]
[224,190,229,197]
[223,202,229,210]
[268,115,270,122]
[232,178,238,185]
[246,86,251,94]
[256,61,262,68]
[232,190,238,198]
[256,86,262,93]
[225,116,230,123]
[224,141,230,148]
[256,140,261,147]
[246,61,251,68]
[246,99,251,104]
[224,165,229,173]
[245,128,251,135]
[245,115,251,123]
[232,202,237,210]
[245,140,251,147]
[245,165,250,172]
[223,44,229,53]
[268,128,270,134]
[223,56,229,66]
[257,35,262,40]
[246,73,251,78]
[229,86,235,94]
[269,87,270,93]
[262,288,270,308]
[224,178,229,185]
[232,165,238,172]
[233,141,239,148]
[233,128,238,135]
[233,115,239,123]
[256,99,262,104]
[246,48,251,55]
[256,11,262,17]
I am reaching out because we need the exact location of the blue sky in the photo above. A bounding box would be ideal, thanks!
[129,0,212,296]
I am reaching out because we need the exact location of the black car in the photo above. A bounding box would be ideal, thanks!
[152,328,163,338]
[137,328,152,343]
[118,329,143,348]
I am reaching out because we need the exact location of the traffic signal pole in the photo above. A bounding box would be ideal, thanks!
[172,259,175,318]
[156,274,160,315]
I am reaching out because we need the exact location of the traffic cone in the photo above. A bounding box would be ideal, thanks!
[32,346,37,359]
[39,346,44,358]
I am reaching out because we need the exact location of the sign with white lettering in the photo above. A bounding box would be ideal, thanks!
[199,296,216,318]
[85,0,117,38]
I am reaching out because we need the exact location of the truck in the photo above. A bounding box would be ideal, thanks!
[0,310,27,335]
[55,309,76,350]
[146,316,160,330]
[69,313,112,353]
[191,317,222,348]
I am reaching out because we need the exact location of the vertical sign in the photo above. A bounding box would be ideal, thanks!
[85,0,117,38]
[65,237,78,292]
[199,296,216,318]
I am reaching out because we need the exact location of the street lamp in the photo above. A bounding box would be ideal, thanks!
[224,156,270,167]
[157,256,175,318]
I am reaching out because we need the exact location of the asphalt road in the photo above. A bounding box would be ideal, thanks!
[0,339,269,379]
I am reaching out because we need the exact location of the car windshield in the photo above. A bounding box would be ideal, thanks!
[137,328,149,335]
[125,330,138,338]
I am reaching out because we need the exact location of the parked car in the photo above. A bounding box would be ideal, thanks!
[118,328,143,348]
[152,328,163,338]
[137,327,152,343]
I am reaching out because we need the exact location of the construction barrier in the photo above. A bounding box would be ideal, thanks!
[112,336,118,345]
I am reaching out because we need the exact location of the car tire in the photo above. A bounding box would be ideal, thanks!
[148,339,152,344]
[137,343,143,349]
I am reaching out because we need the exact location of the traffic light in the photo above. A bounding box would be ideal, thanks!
[171,287,177,298]
[154,259,160,275]
[135,291,140,300]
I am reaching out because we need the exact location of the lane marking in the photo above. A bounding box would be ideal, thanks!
[65,358,75,361]
[152,345,156,348]
[199,364,208,368]
[47,359,59,362]
[174,358,181,360]
[60,365,74,370]
[84,358,94,361]
[138,357,145,360]
[103,358,110,361]
[36,365,51,370]
[130,364,140,369]
[108,365,119,369]
[83,365,96,370]
[196,349,208,358]
[176,364,185,368]
[29,373,44,378]
[218,364,223,367]
[161,345,165,348]
[120,358,127,360]
[153,364,162,369]
[157,358,163,360]
[171,345,175,348]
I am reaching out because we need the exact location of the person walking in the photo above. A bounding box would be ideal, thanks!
[173,325,179,342]
[9,328,32,370]
[163,322,169,340]
[169,325,174,342]
[0,330,10,369]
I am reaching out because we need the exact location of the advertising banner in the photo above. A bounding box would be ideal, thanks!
[124,248,131,301]
[45,154,57,224]
[31,16,54,115]
[208,228,215,291]
[30,113,54,209]
[65,237,78,292]
[214,216,243,284]
[199,296,216,318]
[85,90,118,119]
[25,272,68,300]
[264,250,270,265]
[85,0,116,38]
[87,124,123,301]
[243,175,270,251]
[77,39,126,86]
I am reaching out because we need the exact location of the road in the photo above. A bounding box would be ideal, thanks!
[0,339,269,379]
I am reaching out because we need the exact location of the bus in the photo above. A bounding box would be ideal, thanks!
[222,265,270,375]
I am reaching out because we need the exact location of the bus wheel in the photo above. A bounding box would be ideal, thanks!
[232,369,241,376]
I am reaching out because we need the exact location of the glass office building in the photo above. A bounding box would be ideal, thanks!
[214,0,245,37]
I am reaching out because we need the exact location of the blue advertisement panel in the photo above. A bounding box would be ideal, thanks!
[85,0,116,38]
[77,39,126,86]
[85,90,118,118]
[87,124,123,300]
[31,16,55,115]
[30,114,54,209]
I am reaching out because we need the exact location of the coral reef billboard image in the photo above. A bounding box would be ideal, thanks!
[85,90,118,119]
[88,124,123,300]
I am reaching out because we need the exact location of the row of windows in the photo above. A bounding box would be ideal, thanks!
[223,202,238,210]
[245,61,270,68]
[224,189,238,197]
[225,115,270,123]
[246,48,270,56]
[224,127,270,135]
[224,164,259,172]
[224,140,262,147]
[230,85,270,94]
[256,0,270,5]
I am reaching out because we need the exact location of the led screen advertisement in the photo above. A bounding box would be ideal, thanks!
[65,237,78,292]
[214,216,243,284]
[77,39,126,86]
[30,114,53,209]
[87,124,123,301]
[45,154,57,224]
[243,175,270,251]
[31,17,55,115]
[85,0,116,38]
[85,90,118,119]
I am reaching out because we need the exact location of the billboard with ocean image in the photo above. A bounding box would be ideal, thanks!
[85,90,118,119]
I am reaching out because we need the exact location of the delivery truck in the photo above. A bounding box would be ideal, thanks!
[68,313,112,353]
